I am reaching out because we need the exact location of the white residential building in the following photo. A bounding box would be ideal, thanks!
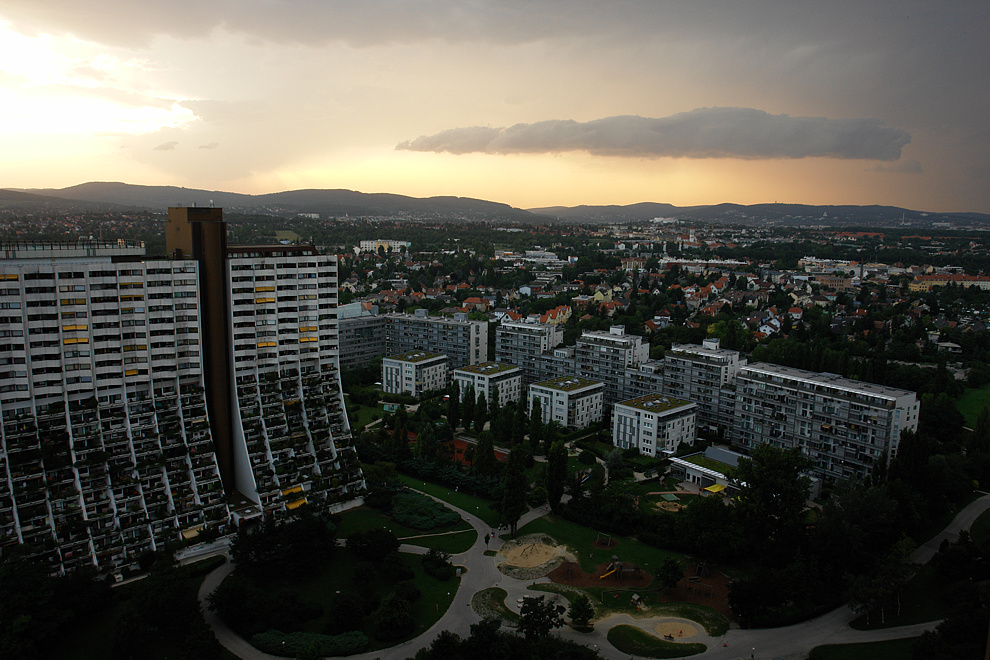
[612,394,697,457]
[495,319,564,384]
[662,338,745,433]
[574,326,650,407]
[529,376,604,430]
[386,309,487,369]
[452,362,522,407]
[382,351,449,397]
[730,362,920,480]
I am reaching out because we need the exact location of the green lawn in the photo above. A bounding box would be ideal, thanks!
[471,587,520,623]
[956,383,990,428]
[971,508,990,546]
[347,401,385,431]
[254,550,458,652]
[809,636,918,660]
[515,513,683,573]
[335,506,478,554]
[398,474,502,527]
[850,563,945,630]
[606,624,706,658]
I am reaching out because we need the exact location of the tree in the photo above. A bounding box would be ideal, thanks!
[567,594,595,631]
[474,392,488,433]
[511,400,528,445]
[473,431,497,477]
[545,440,568,511]
[517,595,564,641]
[462,386,476,431]
[733,444,812,564]
[500,448,529,535]
[655,557,683,592]
[447,381,461,429]
[529,397,543,442]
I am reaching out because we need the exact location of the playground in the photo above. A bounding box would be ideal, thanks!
[495,534,572,578]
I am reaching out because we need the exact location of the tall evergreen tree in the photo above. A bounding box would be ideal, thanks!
[500,448,529,535]
[462,386,476,432]
[545,440,568,511]
[473,431,497,477]
[511,401,528,445]
[447,380,461,429]
[474,392,488,433]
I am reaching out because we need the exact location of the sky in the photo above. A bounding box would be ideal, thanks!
[1,1,988,212]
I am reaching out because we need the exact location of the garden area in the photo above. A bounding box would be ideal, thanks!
[208,511,462,656]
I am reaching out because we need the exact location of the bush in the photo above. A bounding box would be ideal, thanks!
[578,450,596,465]
[371,592,415,641]
[346,529,400,561]
[390,492,460,531]
[392,581,422,602]
[251,630,368,657]
[380,552,415,582]
[421,548,456,582]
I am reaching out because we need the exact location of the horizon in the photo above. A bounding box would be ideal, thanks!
[1,3,987,213]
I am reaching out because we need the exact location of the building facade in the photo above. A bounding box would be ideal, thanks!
[730,362,919,480]
[337,303,387,372]
[452,362,522,408]
[662,338,745,433]
[382,351,449,397]
[612,394,697,457]
[528,376,604,430]
[573,326,650,408]
[495,319,564,384]
[386,309,487,369]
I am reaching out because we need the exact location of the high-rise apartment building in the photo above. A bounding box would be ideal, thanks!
[337,303,387,372]
[385,309,487,369]
[662,338,745,434]
[0,209,362,573]
[730,362,919,480]
[574,326,650,408]
[495,319,564,384]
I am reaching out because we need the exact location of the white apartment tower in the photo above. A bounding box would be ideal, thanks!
[574,326,650,407]
[662,338,745,433]
[731,362,920,480]
[386,309,487,369]
[495,319,564,384]
[452,362,523,408]
[613,394,697,457]
[381,351,449,397]
[529,376,604,430]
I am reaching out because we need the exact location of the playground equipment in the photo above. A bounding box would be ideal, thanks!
[600,566,618,579]
[599,554,643,580]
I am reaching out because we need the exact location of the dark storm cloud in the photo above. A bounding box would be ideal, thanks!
[870,160,923,174]
[397,108,911,160]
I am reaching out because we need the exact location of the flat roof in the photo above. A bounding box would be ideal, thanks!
[617,393,694,414]
[743,362,915,398]
[388,350,446,363]
[454,361,520,376]
[533,376,602,392]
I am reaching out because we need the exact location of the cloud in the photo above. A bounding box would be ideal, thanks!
[397,108,911,160]
[153,141,178,150]
[198,142,219,149]
[869,159,923,174]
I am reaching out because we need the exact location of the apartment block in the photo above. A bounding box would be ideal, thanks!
[662,338,745,433]
[730,362,919,480]
[495,319,563,384]
[574,326,649,407]
[452,362,522,408]
[382,351,449,397]
[386,309,487,369]
[0,244,228,573]
[529,376,604,430]
[337,303,387,372]
[612,394,696,457]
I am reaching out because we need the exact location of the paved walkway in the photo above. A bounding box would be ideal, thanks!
[199,492,990,660]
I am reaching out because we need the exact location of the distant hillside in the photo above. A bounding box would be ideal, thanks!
[7,183,540,222]
[530,201,990,228]
[4,182,988,228]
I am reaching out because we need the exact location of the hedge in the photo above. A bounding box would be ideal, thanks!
[251,629,368,657]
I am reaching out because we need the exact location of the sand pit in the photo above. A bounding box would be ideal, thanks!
[654,621,699,638]
[496,534,574,579]
[654,502,685,512]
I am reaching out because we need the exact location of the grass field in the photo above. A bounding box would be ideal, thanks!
[255,550,458,652]
[335,506,478,554]
[398,474,502,527]
[471,587,520,623]
[971,508,990,546]
[956,383,990,428]
[850,563,944,630]
[808,636,918,660]
[607,624,706,658]
[515,513,683,573]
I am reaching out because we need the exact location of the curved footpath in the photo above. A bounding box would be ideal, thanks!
[200,492,990,660]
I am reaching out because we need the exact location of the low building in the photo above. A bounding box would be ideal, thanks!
[452,362,523,407]
[612,394,697,457]
[529,376,604,430]
[669,446,744,493]
[381,351,449,397]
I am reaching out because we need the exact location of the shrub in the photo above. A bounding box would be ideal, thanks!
[578,450,596,465]
[251,630,368,656]
[390,492,460,531]
[392,581,422,602]
[421,548,456,582]
[371,592,415,641]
